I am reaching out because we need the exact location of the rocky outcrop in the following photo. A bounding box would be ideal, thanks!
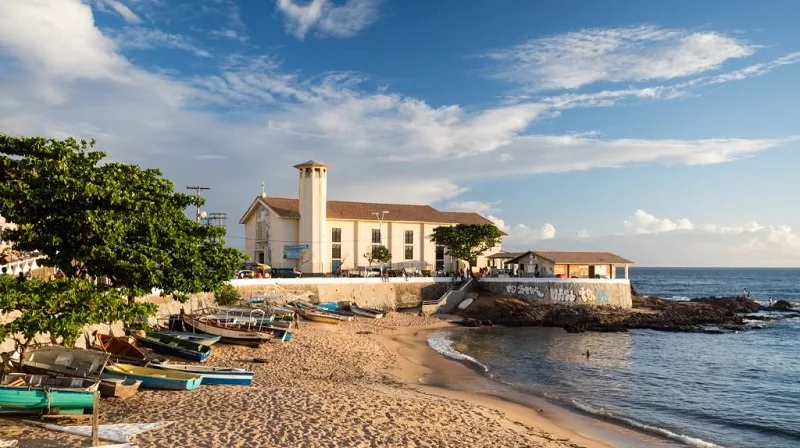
[765,300,797,312]
[460,294,775,333]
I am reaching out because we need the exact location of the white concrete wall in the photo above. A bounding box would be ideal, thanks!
[479,277,632,308]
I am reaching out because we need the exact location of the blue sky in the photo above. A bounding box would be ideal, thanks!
[1,0,799,266]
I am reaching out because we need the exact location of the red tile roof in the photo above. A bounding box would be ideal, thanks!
[245,196,497,226]
[507,250,634,265]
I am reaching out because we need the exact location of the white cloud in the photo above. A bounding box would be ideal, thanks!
[624,209,694,234]
[94,0,142,24]
[577,229,590,238]
[0,0,131,81]
[107,27,212,57]
[483,25,755,91]
[703,222,765,235]
[487,215,556,250]
[209,29,249,42]
[275,0,380,40]
[444,201,501,214]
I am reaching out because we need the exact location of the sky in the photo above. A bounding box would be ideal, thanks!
[1,0,799,267]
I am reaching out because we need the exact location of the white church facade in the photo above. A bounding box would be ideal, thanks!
[239,160,503,275]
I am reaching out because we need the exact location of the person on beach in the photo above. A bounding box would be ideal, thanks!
[293,310,300,329]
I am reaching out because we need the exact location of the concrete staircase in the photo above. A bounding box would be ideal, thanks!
[421,278,475,314]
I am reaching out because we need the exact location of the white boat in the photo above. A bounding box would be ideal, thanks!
[21,346,110,379]
[183,308,276,347]
[350,303,385,319]
[154,364,253,386]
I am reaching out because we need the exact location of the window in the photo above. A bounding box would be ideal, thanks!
[404,230,413,260]
[331,228,342,243]
[331,244,342,260]
[371,229,381,244]
[435,245,445,260]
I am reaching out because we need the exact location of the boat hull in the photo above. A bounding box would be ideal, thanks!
[98,375,142,398]
[299,310,341,324]
[155,365,253,386]
[104,364,202,391]
[132,332,212,362]
[0,386,94,414]
[156,331,221,347]
[350,306,385,319]
[183,315,272,347]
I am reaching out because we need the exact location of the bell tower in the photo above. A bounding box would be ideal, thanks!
[294,160,330,274]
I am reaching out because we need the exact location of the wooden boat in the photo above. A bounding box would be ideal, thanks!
[21,346,110,379]
[350,303,385,319]
[98,375,142,399]
[298,309,341,324]
[155,365,253,386]
[104,363,202,391]
[156,331,221,347]
[0,373,97,415]
[183,308,277,347]
[95,334,149,365]
[131,331,212,362]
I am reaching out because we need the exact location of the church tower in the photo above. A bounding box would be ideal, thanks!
[294,160,329,274]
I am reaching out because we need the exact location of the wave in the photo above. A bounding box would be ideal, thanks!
[427,331,490,374]
[552,395,726,448]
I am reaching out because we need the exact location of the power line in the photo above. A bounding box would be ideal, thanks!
[186,185,211,222]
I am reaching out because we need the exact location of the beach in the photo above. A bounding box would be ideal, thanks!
[0,312,661,448]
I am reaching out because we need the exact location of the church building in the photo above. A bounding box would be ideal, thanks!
[239,160,502,275]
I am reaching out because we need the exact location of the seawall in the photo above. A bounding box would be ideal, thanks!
[478,278,632,308]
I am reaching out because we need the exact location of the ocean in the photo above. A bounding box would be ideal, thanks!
[429,267,800,448]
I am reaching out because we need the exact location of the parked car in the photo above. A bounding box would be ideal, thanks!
[270,268,302,278]
[234,270,254,279]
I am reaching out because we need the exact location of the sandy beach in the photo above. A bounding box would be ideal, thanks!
[1,313,662,447]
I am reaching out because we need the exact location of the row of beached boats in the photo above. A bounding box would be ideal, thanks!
[0,301,388,415]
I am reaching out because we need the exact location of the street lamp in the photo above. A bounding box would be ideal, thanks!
[371,211,390,275]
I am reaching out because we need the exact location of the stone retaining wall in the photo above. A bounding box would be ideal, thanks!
[478,278,632,308]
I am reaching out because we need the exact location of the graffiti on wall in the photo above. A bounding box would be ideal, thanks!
[506,284,545,298]
[502,283,613,305]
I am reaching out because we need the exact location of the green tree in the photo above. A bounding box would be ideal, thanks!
[214,283,240,306]
[0,135,244,301]
[364,245,392,267]
[0,135,244,362]
[0,276,156,351]
[430,224,503,275]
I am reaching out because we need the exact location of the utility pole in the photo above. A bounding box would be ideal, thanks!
[186,185,210,222]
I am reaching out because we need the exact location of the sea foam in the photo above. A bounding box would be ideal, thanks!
[427,331,490,374]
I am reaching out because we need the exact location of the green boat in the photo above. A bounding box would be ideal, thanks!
[0,374,97,415]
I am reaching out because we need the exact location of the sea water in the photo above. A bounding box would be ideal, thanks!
[429,268,800,448]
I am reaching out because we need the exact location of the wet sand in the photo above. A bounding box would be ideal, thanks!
[1,313,665,447]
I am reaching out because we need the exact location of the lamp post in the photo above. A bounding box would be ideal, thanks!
[371,211,390,275]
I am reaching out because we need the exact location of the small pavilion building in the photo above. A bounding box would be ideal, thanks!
[504,250,634,279]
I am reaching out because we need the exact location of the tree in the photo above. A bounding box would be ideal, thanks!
[0,135,244,301]
[0,276,156,352]
[0,135,243,361]
[430,224,503,275]
[364,245,392,267]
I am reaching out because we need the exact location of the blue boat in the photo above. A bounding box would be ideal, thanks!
[104,363,202,390]
[154,365,253,386]
[156,331,221,347]
[131,331,212,362]
[316,302,339,311]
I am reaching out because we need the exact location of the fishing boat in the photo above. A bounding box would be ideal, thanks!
[96,334,149,365]
[130,331,212,362]
[155,331,221,347]
[154,365,253,386]
[97,375,142,399]
[21,346,110,379]
[183,308,276,347]
[104,363,202,391]
[0,373,98,415]
[349,303,385,319]
[298,309,342,324]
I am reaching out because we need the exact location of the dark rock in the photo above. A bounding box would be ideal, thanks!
[689,296,761,313]
[481,320,494,326]
[768,300,796,312]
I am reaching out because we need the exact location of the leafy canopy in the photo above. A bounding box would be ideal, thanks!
[0,135,244,300]
[0,276,156,348]
[364,245,392,265]
[430,224,503,266]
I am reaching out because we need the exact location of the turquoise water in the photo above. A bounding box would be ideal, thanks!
[431,268,800,448]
